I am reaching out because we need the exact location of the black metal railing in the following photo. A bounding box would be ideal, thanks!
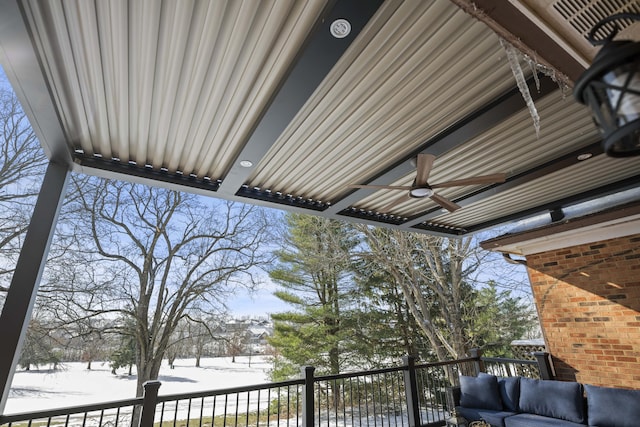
[155,378,304,427]
[408,357,478,427]
[480,351,554,380]
[0,351,553,427]
[312,365,407,427]
[0,397,143,427]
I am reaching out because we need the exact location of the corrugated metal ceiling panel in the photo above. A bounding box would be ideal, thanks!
[431,155,640,228]
[247,0,518,201]
[353,88,601,217]
[433,92,599,176]
[21,0,328,179]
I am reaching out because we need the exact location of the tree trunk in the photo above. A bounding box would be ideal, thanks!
[136,357,163,397]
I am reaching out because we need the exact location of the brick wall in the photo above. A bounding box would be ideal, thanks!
[525,233,640,388]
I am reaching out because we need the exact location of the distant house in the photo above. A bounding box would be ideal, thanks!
[214,318,273,356]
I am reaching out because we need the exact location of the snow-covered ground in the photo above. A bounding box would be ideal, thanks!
[6,356,272,415]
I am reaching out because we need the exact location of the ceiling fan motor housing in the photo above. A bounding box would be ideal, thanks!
[409,186,434,198]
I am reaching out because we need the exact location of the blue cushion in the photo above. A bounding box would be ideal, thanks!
[456,406,516,427]
[480,373,520,411]
[459,374,503,410]
[519,378,585,424]
[499,376,520,411]
[505,413,586,427]
[585,384,640,427]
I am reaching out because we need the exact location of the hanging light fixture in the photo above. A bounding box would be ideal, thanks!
[574,13,640,157]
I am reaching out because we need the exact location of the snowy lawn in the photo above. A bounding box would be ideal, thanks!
[6,356,272,415]
[5,356,448,427]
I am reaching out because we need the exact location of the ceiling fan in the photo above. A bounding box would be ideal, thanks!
[349,153,506,213]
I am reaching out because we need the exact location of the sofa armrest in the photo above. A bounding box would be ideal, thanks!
[446,386,462,410]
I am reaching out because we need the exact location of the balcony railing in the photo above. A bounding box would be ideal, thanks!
[0,351,553,427]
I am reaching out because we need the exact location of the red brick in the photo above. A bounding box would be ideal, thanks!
[524,233,640,388]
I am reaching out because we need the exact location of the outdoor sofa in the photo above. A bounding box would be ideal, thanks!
[450,373,640,427]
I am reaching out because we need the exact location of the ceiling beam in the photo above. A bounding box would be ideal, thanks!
[327,74,558,215]
[336,206,460,238]
[0,0,73,167]
[217,0,385,196]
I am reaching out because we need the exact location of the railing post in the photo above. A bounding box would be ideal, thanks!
[534,352,555,380]
[302,366,315,427]
[139,380,161,427]
[470,348,484,375]
[402,355,421,427]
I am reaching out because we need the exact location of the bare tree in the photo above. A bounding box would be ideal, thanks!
[72,319,109,369]
[18,318,61,371]
[46,176,272,396]
[357,227,485,361]
[165,318,208,369]
[185,317,219,367]
[166,323,188,370]
[0,83,47,290]
[227,327,248,363]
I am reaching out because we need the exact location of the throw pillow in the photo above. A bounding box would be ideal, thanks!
[519,377,585,424]
[479,373,520,411]
[459,374,503,411]
[585,384,640,427]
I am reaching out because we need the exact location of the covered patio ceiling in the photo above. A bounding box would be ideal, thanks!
[1,0,639,236]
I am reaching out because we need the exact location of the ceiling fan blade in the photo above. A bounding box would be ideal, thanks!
[430,173,506,188]
[415,153,436,186]
[430,193,461,212]
[349,184,412,191]
[380,194,411,212]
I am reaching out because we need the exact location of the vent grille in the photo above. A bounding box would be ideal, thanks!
[553,0,640,40]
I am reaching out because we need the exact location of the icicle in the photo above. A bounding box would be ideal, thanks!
[500,39,540,138]
[526,56,541,92]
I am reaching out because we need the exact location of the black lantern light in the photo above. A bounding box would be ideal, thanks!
[574,13,640,157]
